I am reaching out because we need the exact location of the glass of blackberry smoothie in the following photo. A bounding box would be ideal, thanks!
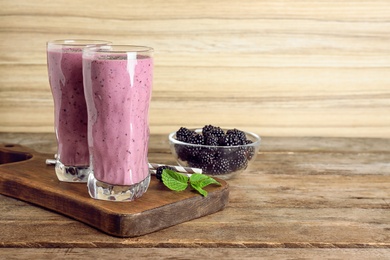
[47,39,111,182]
[82,45,153,201]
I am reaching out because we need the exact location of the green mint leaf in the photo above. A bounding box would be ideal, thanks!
[189,173,221,197]
[162,169,189,192]
[191,183,208,197]
[190,173,221,188]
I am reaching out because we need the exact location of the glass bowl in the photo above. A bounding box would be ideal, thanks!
[168,128,261,180]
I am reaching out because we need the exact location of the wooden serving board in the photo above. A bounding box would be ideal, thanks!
[0,143,229,237]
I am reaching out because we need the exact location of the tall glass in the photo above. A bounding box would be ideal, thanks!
[83,45,153,201]
[47,39,111,182]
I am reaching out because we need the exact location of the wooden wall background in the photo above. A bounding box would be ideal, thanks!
[1,0,390,138]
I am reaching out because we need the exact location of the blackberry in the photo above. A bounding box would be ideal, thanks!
[205,135,219,146]
[176,127,195,142]
[226,129,246,144]
[177,145,198,162]
[230,157,248,171]
[244,140,255,160]
[217,147,234,159]
[199,148,216,165]
[187,133,204,145]
[245,139,253,145]
[175,144,189,161]
[210,158,230,175]
[202,124,215,136]
[230,149,248,171]
[177,134,204,163]
[187,160,203,169]
[232,147,247,158]
[218,133,242,146]
[202,125,225,139]
[155,165,174,182]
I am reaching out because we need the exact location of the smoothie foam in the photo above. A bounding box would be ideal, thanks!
[83,55,153,186]
[47,48,89,166]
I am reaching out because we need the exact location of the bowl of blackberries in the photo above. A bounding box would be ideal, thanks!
[168,125,261,180]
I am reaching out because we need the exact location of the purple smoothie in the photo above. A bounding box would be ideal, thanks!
[47,48,89,167]
[83,54,153,186]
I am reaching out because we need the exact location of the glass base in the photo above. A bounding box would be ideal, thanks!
[55,160,90,182]
[87,172,151,202]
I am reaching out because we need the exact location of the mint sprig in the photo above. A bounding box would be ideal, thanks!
[161,169,221,197]
[190,173,222,197]
[161,169,189,191]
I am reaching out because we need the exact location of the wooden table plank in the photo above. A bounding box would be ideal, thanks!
[0,133,389,254]
[1,248,390,259]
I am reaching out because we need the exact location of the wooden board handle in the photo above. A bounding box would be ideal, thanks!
[0,144,33,165]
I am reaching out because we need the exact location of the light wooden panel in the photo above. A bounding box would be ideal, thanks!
[1,0,390,137]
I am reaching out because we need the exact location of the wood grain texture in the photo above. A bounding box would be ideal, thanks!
[1,248,390,260]
[0,133,389,258]
[1,0,390,137]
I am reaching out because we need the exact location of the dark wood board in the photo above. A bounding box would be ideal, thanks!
[0,143,229,237]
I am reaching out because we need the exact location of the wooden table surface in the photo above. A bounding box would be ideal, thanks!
[0,133,389,259]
